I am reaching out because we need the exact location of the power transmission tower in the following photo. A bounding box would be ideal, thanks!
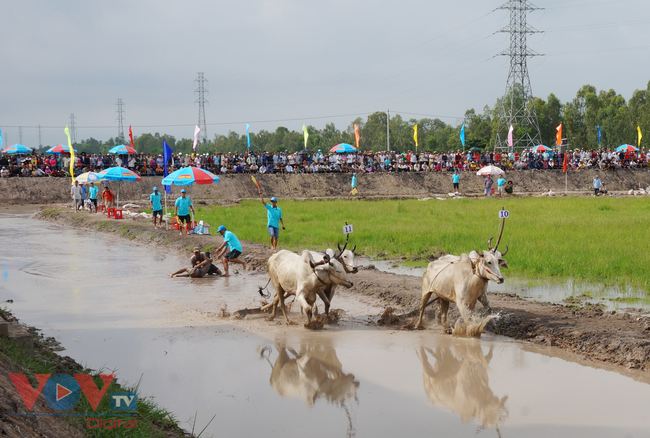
[195,73,208,146]
[69,113,77,143]
[18,127,23,145]
[39,124,42,147]
[493,0,543,152]
[116,98,125,141]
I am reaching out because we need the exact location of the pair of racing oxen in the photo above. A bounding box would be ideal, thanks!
[260,220,509,330]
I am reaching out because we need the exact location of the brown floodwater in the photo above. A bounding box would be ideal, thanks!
[2,211,650,438]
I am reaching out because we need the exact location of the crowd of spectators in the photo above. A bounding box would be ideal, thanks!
[1,148,648,178]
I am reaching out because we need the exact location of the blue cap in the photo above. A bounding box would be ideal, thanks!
[180,189,186,193]
[270,197,277,202]
[153,186,158,191]
[217,225,226,232]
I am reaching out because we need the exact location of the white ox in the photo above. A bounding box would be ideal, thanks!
[454,244,509,311]
[309,244,358,314]
[414,250,504,330]
[266,250,353,326]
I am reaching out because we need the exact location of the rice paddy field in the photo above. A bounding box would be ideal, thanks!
[195,197,650,292]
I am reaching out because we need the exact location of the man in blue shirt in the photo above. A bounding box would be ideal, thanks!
[593,175,602,196]
[174,189,194,235]
[452,170,460,194]
[150,186,163,228]
[349,172,358,198]
[258,189,285,252]
[214,226,246,276]
[88,182,99,213]
[497,175,506,198]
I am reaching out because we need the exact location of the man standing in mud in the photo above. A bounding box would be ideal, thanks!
[258,189,285,252]
[150,186,163,228]
[214,225,246,276]
[71,179,83,211]
[593,175,602,196]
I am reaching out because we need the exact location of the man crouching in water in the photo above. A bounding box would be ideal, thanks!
[168,255,213,278]
[190,246,222,276]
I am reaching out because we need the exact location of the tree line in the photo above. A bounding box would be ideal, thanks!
[39,81,650,155]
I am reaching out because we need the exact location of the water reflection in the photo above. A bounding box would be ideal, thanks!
[417,339,508,429]
[266,339,359,407]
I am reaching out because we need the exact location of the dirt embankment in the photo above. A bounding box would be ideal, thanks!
[35,208,650,372]
[3,169,650,204]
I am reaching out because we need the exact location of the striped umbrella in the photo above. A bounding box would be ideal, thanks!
[161,166,220,186]
[2,144,33,154]
[330,143,357,153]
[46,144,77,154]
[108,145,137,154]
[616,144,637,153]
[96,167,142,208]
[73,171,108,185]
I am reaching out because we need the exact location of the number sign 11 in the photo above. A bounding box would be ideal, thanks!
[343,224,354,234]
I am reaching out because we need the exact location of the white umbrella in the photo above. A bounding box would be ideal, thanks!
[476,165,505,176]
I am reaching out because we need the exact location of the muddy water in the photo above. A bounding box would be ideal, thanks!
[364,258,650,312]
[2,212,650,438]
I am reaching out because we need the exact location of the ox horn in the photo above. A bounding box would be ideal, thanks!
[493,213,506,252]
[352,244,356,253]
[487,237,493,251]
[335,232,349,260]
[501,245,508,256]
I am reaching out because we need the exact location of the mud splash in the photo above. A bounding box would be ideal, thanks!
[452,314,500,338]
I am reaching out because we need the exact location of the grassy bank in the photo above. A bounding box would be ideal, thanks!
[193,197,650,291]
[0,308,190,437]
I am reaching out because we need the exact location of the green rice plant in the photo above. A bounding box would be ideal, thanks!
[193,197,650,292]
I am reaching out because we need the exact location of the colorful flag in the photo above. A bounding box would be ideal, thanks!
[193,125,201,151]
[597,125,601,145]
[354,124,360,150]
[563,149,568,173]
[64,125,75,182]
[556,124,563,146]
[251,175,260,190]
[246,124,251,149]
[129,126,134,149]
[638,126,643,147]
[163,140,173,194]
[302,124,309,149]
[413,124,418,148]
[507,125,514,148]
[460,124,465,147]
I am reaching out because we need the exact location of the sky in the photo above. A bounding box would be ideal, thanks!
[1,0,649,148]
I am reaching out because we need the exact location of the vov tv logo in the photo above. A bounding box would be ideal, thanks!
[8,373,137,412]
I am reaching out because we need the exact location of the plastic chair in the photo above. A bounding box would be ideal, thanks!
[97,205,106,213]
[114,209,123,219]
[171,217,180,230]
[107,208,116,218]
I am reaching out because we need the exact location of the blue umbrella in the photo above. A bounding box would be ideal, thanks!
[2,144,33,154]
[330,143,357,153]
[95,167,142,208]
